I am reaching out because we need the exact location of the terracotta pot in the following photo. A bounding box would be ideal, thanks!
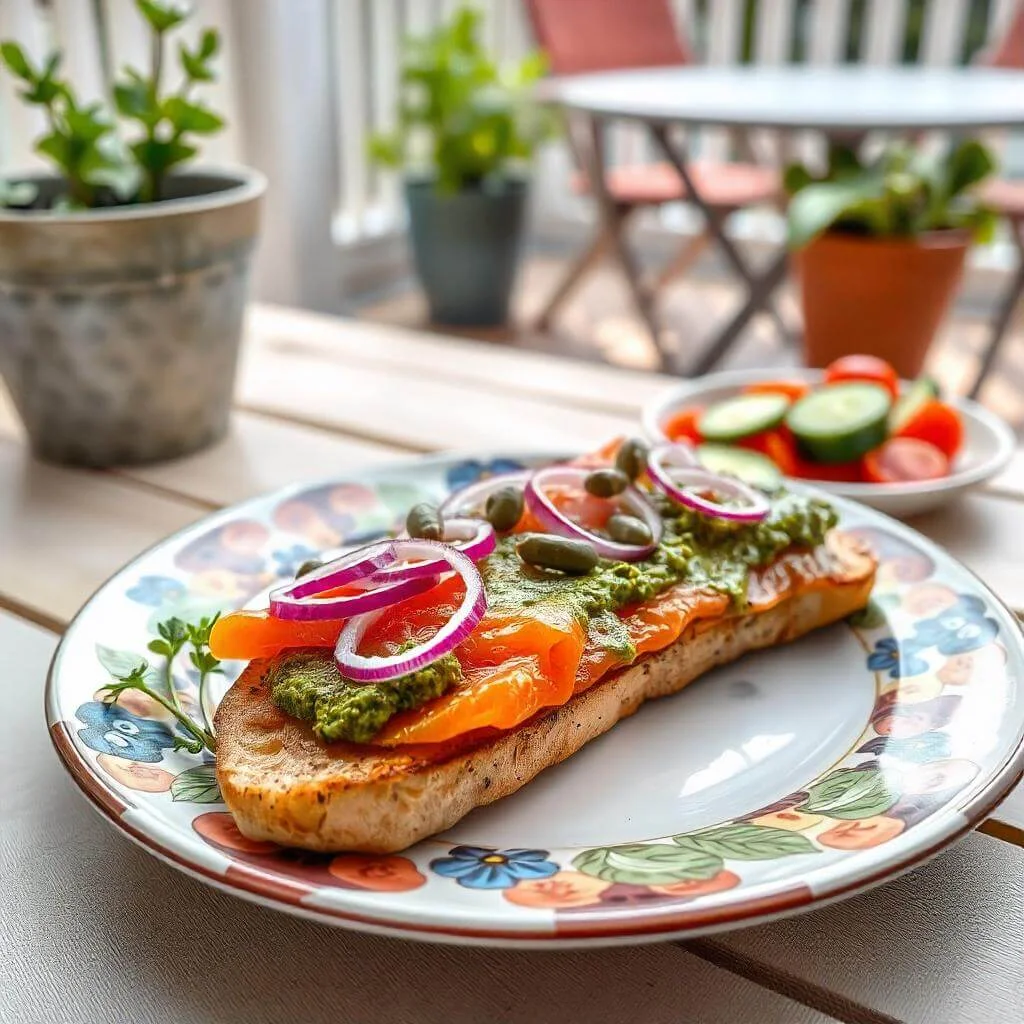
[794,231,970,379]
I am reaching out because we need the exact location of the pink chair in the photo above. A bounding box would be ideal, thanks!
[967,1,1024,396]
[524,0,781,349]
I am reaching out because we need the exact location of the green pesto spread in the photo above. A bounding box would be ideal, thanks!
[269,648,462,745]
[269,489,837,744]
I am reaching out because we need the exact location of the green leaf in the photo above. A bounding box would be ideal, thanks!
[782,162,814,196]
[35,132,72,170]
[199,27,219,60]
[147,638,172,657]
[170,762,222,803]
[675,823,818,860]
[163,95,224,134]
[0,41,33,81]
[946,139,996,197]
[786,175,884,249]
[573,843,723,885]
[130,137,197,176]
[179,43,214,83]
[65,102,112,144]
[113,76,154,121]
[135,0,188,33]
[801,767,900,820]
[96,644,148,680]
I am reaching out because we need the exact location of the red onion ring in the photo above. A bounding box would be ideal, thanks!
[648,443,770,524]
[335,540,486,683]
[439,469,532,518]
[270,560,441,622]
[378,518,496,582]
[524,466,662,562]
[281,541,397,599]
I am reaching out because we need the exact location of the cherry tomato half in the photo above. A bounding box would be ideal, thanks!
[742,380,811,403]
[740,428,800,476]
[793,458,863,483]
[824,355,900,399]
[892,399,963,459]
[862,438,950,484]
[663,407,703,445]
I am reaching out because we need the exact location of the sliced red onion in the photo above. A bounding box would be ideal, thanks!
[648,444,770,524]
[269,562,441,622]
[524,466,662,562]
[379,517,496,581]
[439,469,532,518]
[283,541,397,600]
[335,540,486,683]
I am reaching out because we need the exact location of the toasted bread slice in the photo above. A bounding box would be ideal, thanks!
[215,531,876,853]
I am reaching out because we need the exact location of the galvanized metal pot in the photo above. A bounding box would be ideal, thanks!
[0,169,265,467]
[405,177,527,327]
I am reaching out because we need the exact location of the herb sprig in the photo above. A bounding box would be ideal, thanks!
[99,613,222,754]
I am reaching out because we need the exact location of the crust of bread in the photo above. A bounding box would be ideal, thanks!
[215,531,876,853]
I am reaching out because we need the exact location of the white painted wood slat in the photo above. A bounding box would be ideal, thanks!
[807,0,851,66]
[862,0,907,65]
[921,0,971,67]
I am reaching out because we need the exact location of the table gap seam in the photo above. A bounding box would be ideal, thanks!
[680,937,902,1024]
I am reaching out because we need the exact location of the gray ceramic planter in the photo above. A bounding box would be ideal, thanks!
[0,169,265,467]
[405,178,527,326]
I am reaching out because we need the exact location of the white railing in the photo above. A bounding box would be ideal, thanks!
[0,0,1020,311]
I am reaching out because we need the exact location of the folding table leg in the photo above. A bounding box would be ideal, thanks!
[649,124,792,368]
[582,117,669,368]
[968,224,1024,399]
[535,219,623,331]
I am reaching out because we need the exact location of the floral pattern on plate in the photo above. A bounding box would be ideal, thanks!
[46,459,1024,944]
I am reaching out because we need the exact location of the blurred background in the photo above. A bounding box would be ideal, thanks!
[3,0,1024,423]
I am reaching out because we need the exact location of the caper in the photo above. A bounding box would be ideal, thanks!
[516,533,599,575]
[607,513,653,547]
[615,438,649,480]
[406,502,443,541]
[295,559,323,579]
[485,485,524,532]
[584,467,630,498]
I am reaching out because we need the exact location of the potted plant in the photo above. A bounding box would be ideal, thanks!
[369,6,551,327]
[0,0,265,468]
[785,140,996,378]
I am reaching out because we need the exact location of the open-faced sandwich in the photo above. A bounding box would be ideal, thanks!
[208,439,877,853]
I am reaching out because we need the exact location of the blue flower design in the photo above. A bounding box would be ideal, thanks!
[909,595,999,656]
[866,637,929,679]
[445,458,525,492]
[430,846,559,890]
[271,543,320,578]
[126,575,186,607]
[75,702,177,763]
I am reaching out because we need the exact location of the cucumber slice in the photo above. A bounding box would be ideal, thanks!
[786,383,892,464]
[696,444,782,491]
[698,393,790,443]
[890,377,941,434]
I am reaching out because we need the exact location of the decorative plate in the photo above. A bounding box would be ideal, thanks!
[47,453,1024,947]
[642,368,1016,519]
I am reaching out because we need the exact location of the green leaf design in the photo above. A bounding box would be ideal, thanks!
[96,644,147,680]
[170,763,221,803]
[847,600,888,630]
[675,823,817,861]
[801,767,900,820]
[573,843,723,885]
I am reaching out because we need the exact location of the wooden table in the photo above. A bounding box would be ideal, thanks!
[539,66,1024,375]
[3,304,1023,1023]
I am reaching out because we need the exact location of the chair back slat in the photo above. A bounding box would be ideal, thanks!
[524,0,690,75]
